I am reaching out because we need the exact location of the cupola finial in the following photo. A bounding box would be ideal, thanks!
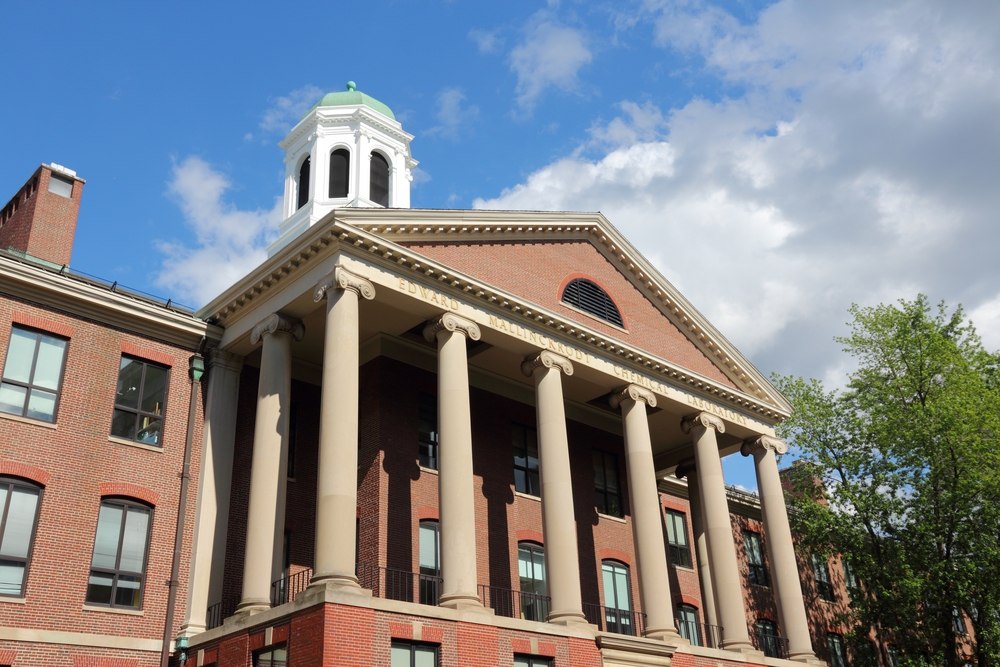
[346,81,356,92]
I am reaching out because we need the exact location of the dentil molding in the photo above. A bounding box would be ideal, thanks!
[314,265,376,302]
[423,312,481,342]
[250,313,305,345]
[681,412,726,434]
[609,384,657,409]
[521,350,574,377]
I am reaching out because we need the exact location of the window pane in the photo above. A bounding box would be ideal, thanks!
[514,658,530,667]
[2,329,37,383]
[119,506,150,573]
[136,416,162,445]
[115,358,143,408]
[115,573,142,607]
[32,335,66,389]
[391,645,412,667]
[605,458,618,492]
[414,646,436,667]
[86,571,114,605]
[0,383,27,416]
[419,523,438,573]
[602,564,616,608]
[140,365,167,415]
[92,504,124,568]
[26,389,57,422]
[0,560,25,596]
[614,569,630,610]
[111,409,137,440]
[0,486,39,558]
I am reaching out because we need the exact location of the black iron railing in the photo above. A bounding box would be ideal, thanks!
[206,595,240,630]
[271,568,313,607]
[583,602,646,636]
[479,585,551,622]
[753,631,790,659]
[356,562,443,606]
[676,619,724,648]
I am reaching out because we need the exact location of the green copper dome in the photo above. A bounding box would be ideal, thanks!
[303,81,395,120]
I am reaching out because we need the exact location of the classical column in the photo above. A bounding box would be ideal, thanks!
[682,413,753,651]
[521,351,587,626]
[180,349,243,636]
[743,436,817,662]
[237,314,303,614]
[676,465,719,630]
[424,313,483,610]
[310,266,375,591]
[610,385,681,642]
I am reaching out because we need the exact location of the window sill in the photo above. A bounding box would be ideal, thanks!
[418,466,439,476]
[0,596,26,604]
[514,490,541,502]
[82,604,144,616]
[671,565,696,572]
[108,436,163,452]
[0,411,57,429]
[597,512,627,524]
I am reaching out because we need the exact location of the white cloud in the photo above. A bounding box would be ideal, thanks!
[425,87,480,139]
[259,84,324,135]
[469,28,503,54]
[509,11,592,113]
[478,1,1000,382]
[410,166,432,186]
[155,157,280,307]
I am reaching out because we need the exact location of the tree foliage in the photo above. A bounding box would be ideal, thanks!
[774,296,1000,667]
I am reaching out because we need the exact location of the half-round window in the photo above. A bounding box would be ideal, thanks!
[329,149,350,198]
[370,152,390,207]
[561,279,623,328]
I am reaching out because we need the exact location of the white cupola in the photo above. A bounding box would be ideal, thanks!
[267,81,417,256]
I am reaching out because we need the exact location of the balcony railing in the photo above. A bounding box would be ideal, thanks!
[479,585,551,622]
[676,619,724,649]
[753,631,790,659]
[271,568,313,607]
[356,563,443,606]
[206,595,240,630]
[583,602,646,636]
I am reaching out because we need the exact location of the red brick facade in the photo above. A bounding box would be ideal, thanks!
[0,165,83,267]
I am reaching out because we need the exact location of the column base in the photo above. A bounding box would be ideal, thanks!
[546,610,592,627]
[643,627,686,644]
[233,599,270,618]
[438,592,487,612]
[788,651,824,665]
[725,641,763,658]
[177,622,207,639]
[307,574,372,598]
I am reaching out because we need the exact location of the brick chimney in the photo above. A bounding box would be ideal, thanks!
[0,163,85,268]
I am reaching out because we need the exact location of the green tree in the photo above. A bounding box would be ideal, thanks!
[774,296,1000,667]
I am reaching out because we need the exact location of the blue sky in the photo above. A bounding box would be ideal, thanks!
[4,1,1000,490]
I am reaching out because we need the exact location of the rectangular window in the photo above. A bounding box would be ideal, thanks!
[85,499,152,609]
[512,424,540,496]
[391,641,438,667]
[813,553,835,601]
[0,326,68,423]
[593,450,622,518]
[110,357,168,446]
[665,510,692,568]
[253,644,287,667]
[514,657,552,667]
[0,479,42,597]
[827,633,848,667]
[842,559,860,601]
[744,531,769,587]
[418,393,438,470]
[48,174,74,198]
[886,645,900,667]
[953,607,967,634]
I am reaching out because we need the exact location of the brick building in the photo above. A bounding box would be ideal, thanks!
[0,88,869,667]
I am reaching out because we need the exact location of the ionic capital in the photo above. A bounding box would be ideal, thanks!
[314,265,376,302]
[521,350,574,377]
[250,313,305,345]
[741,435,788,457]
[680,412,726,435]
[423,313,481,342]
[609,384,657,409]
[674,458,696,479]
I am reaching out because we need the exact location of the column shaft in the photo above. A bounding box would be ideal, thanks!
[311,266,374,589]
[425,314,482,610]
[686,473,719,629]
[612,385,680,642]
[180,350,243,636]
[686,413,753,651]
[745,437,817,662]
[238,315,302,613]
[523,352,586,625]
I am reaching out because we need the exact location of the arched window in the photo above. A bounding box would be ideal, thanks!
[827,633,847,667]
[418,520,440,605]
[0,477,42,597]
[297,156,311,210]
[370,152,390,207]
[676,604,701,646]
[756,619,782,658]
[86,498,153,610]
[601,560,635,636]
[329,148,350,199]
[561,279,623,328]
[517,542,547,621]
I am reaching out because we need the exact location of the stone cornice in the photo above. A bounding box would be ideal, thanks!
[423,312,481,342]
[609,384,657,409]
[741,435,788,457]
[314,265,376,302]
[280,106,413,151]
[250,313,305,345]
[0,254,218,351]
[196,209,790,423]
[681,412,726,434]
[521,350,574,377]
